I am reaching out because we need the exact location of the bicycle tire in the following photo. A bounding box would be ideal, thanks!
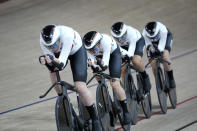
[55,96,74,131]
[155,67,167,114]
[113,94,131,131]
[164,71,177,109]
[137,74,152,118]
[96,84,113,131]
[168,88,177,109]
[124,72,138,125]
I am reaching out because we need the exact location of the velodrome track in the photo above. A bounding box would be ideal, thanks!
[0,0,197,130]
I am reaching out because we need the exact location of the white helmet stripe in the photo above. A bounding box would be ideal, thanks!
[42,26,60,46]
[85,32,102,49]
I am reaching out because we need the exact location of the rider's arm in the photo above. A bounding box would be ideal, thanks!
[158,23,168,52]
[58,30,73,68]
[142,29,152,51]
[127,27,141,57]
[101,35,112,67]
[87,52,99,68]
[119,46,128,57]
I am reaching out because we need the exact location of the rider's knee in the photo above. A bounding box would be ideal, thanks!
[110,78,120,89]
[132,55,142,66]
[75,81,87,93]
[162,50,170,60]
[121,66,127,75]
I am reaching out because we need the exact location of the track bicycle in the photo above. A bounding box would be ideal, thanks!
[87,70,131,131]
[146,47,177,113]
[122,58,152,124]
[39,71,92,131]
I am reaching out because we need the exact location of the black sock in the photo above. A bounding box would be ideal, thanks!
[140,71,148,79]
[86,104,98,120]
[119,99,128,113]
[58,93,63,96]
[167,70,174,80]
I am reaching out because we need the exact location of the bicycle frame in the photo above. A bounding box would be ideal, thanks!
[87,71,112,112]
[87,70,131,131]
[39,71,85,131]
[145,55,171,90]
[122,59,143,97]
[122,59,152,119]
[146,55,171,114]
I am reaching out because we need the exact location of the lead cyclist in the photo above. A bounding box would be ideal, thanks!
[39,25,102,131]
[142,21,176,89]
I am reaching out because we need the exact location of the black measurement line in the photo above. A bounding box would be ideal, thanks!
[175,120,197,131]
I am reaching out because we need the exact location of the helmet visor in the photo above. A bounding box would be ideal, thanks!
[43,34,53,43]
[149,32,160,42]
[45,42,59,51]
[114,33,127,45]
[112,28,121,35]
[87,43,102,55]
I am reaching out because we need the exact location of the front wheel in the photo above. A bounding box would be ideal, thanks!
[137,74,152,118]
[155,67,167,114]
[96,84,114,131]
[168,88,177,109]
[164,71,177,109]
[124,73,138,125]
[55,96,74,131]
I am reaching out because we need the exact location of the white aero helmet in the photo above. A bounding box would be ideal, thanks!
[145,21,160,38]
[41,24,60,47]
[111,22,127,38]
[83,31,102,49]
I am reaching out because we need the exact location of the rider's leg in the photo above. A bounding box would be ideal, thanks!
[70,45,101,131]
[162,50,176,88]
[134,36,151,94]
[75,81,94,106]
[49,72,62,96]
[109,47,132,125]
[110,78,126,100]
[121,64,128,84]
[132,55,145,72]
[162,50,172,71]
[163,31,176,89]
[132,55,151,93]
[110,79,131,124]
[75,82,101,130]
[150,59,157,74]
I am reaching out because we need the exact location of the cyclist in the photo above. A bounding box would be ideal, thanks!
[111,22,151,96]
[142,21,176,89]
[83,31,132,125]
[39,25,102,131]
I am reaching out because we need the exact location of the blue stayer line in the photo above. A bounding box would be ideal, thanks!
[0,48,197,115]
[0,83,99,115]
[0,96,56,115]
